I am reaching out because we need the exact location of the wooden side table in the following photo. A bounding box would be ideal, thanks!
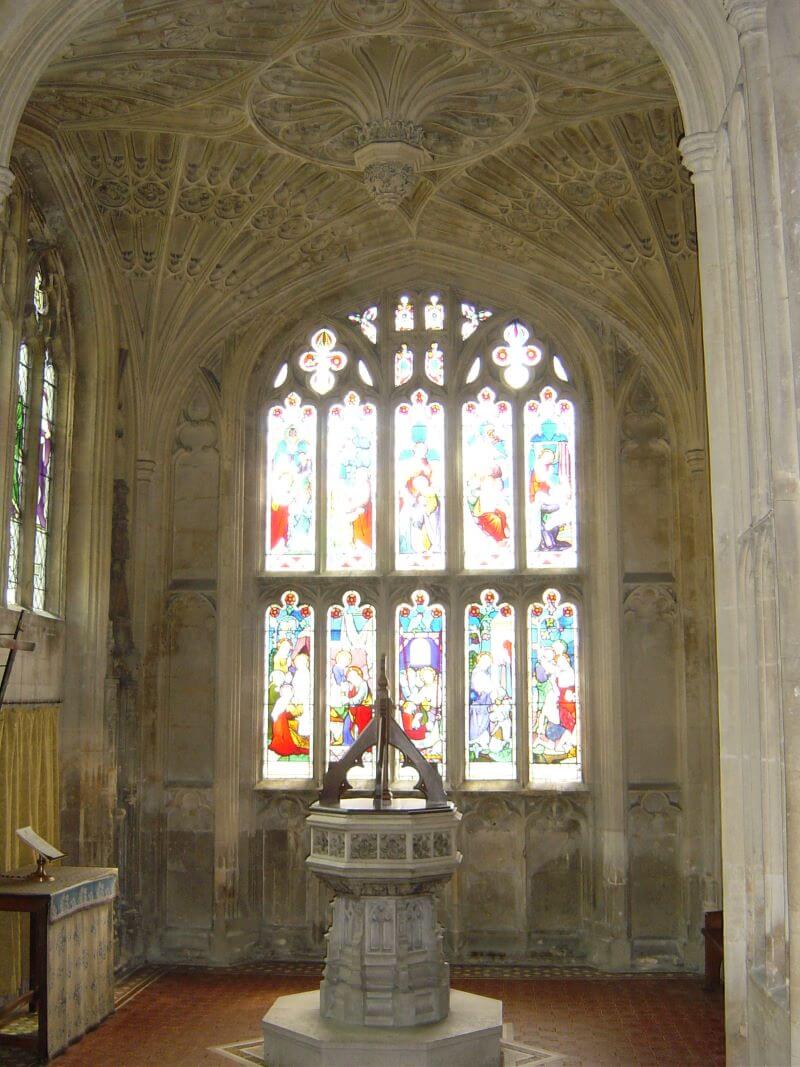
[0,866,117,1061]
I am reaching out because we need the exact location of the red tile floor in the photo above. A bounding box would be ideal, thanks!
[46,968,724,1067]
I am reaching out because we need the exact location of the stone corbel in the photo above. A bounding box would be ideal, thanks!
[679,131,721,183]
[0,165,14,212]
[724,0,767,40]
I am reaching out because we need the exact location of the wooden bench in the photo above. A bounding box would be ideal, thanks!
[702,909,723,990]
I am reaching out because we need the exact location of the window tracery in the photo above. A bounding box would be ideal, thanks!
[260,291,582,786]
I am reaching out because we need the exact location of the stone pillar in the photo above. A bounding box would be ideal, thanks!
[0,165,13,213]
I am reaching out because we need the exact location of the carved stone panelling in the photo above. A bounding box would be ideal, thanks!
[164,594,216,785]
[623,586,680,784]
[172,389,219,579]
[525,797,586,942]
[458,798,525,952]
[629,791,682,953]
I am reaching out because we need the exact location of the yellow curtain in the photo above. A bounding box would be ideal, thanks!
[0,703,60,999]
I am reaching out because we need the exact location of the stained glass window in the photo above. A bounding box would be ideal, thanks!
[395,344,413,387]
[7,344,30,604]
[525,388,576,567]
[461,302,492,340]
[424,343,444,386]
[299,327,347,395]
[395,390,445,570]
[264,592,314,779]
[466,590,515,779]
[395,295,414,331]
[265,393,316,571]
[462,387,514,569]
[529,590,580,781]
[349,305,378,344]
[424,295,444,331]
[32,349,56,613]
[396,591,445,773]
[261,292,585,787]
[327,391,376,570]
[327,591,376,773]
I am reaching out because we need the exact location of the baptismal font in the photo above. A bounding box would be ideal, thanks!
[262,658,504,1066]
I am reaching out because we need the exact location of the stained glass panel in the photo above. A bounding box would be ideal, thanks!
[424,295,444,331]
[299,328,347,395]
[461,302,492,340]
[491,321,542,390]
[395,295,414,331]
[349,305,378,344]
[462,387,514,569]
[396,591,445,773]
[529,590,580,781]
[7,343,30,604]
[424,343,444,386]
[327,392,376,570]
[394,344,413,387]
[264,592,314,779]
[33,269,47,321]
[525,388,577,567]
[265,393,316,571]
[465,590,515,779]
[395,390,445,570]
[32,350,56,612]
[327,591,376,773]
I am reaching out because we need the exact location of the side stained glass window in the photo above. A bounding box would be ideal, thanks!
[265,394,316,571]
[7,344,30,604]
[529,590,580,781]
[466,590,515,780]
[327,591,376,774]
[327,392,376,571]
[462,388,514,569]
[264,593,314,779]
[396,591,446,773]
[525,388,577,567]
[395,390,445,570]
[32,349,56,612]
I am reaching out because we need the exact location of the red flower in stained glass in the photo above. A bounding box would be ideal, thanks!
[362,606,374,620]
[497,402,509,414]
[300,605,311,617]
[399,606,410,617]
[532,605,544,616]
[563,606,573,617]
[330,607,342,618]
[284,592,297,606]
[345,593,357,606]
[398,404,410,415]
[432,608,442,618]
[469,605,481,618]
[500,604,512,617]
[269,605,280,617]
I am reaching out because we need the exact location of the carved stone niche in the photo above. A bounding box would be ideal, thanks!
[525,796,586,948]
[628,790,683,961]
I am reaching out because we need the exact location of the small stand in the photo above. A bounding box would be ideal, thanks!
[28,853,55,883]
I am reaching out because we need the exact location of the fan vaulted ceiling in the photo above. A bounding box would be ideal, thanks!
[17,0,698,394]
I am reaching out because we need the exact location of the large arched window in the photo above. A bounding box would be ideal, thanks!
[260,290,581,787]
[6,263,65,614]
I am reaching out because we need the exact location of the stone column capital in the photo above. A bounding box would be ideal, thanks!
[0,165,14,211]
[680,132,721,179]
[724,0,767,38]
